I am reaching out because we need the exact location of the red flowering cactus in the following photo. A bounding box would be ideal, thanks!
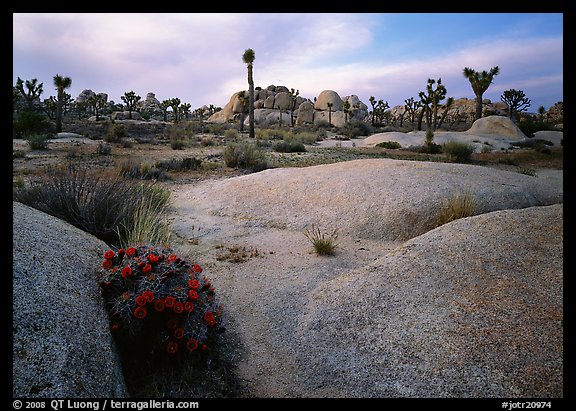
[97,244,224,357]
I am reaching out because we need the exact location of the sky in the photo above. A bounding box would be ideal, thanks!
[13,13,563,113]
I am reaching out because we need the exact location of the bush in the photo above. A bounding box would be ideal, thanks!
[223,142,268,171]
[13,111,53,138]
[97,143,112,156]
[118,158,167,180]
[224,128,238,140]
[96,245,224,364]
[13,166,171,247]
[304,224,339,256]
[376,141,402,149]
[273,140,306,153]
[155,157,202,172]
[105,123,129,143]
[25,133,49,150]
[517,118,555,137]
[442,141,475,163]
[340,120,373,138]
[170,137,187,150]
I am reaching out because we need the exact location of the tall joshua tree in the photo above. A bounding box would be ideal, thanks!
[463,66,500,121]
[237,91,249,132]
[288,88,299,127]
[242,48,255,138]
[327,102,333,126]
[15,77,44,111]
[53,74,72,132]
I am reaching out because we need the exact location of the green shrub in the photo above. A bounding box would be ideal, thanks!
[224,128,238,140]
[425,129,435,146]
[118,158,168,181]
[223,142,269,171]
[517,118,555,137]
[442,141,475,163]
[170,137,187,150]
[13,111,53,138]
[304,224,339,256]
[340,120,373,138]
[273,141,306,153]
[155,157,202,172]
[13,166,171,247]
[376,141,402,149]
[105,123,129,143]
[25,133,49,150]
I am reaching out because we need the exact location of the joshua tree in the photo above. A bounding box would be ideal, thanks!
[169,98,181,124]
[437,96,454,129]
[404,97,418,125]
[289,88,299,126]
[121,91,141,120]
[463,66,500,121]
[180,103,192,121]
[61,92,73,116]
[87,94,107,121]
[369,96,377,126]
[538,105,546,122]
[418,78,446,131]
[327,102,333,126]
[53,74,72,132]
[375,99,390,125]
[15,77,44,111]
[42,97,58,120]
[343,100,351,123]
[237,91,249,132]
[242,48,255,138]
[500,89,531,122]
[160,99,171,122]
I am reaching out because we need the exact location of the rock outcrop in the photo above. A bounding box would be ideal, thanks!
[466,115,527,140]
[13,202,127,398]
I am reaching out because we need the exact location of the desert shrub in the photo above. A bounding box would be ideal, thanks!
[517,118,555,137]
[290,131,320,145]
[410,143,442,154]
[314,120,332,129]
[437,190,476,226]
[273,140,306,153]
[105,123,129,143]
[425,129,435,146]
[170,137,187,150]
[118,158,164,180]
[201,136,214,146]
[13,111,53,138]
[376,141,402,149]
[155,157,202,172]
[518,168,537,176]
[443,141,475,163]
[25,133,49,150]
[13,150,26,159]
[224,128,238,140]
[13,166,171,247]
[340,120,373,138]
[96,245,224,370]
[223,142,269,171]
[206,123,226,135]
[498,156,518,166]
[304,224,339,256]
[97,143,112,156]
[120,138,134,148]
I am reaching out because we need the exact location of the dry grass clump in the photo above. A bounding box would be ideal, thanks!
[304,224,339,256]
[437,189,477,226]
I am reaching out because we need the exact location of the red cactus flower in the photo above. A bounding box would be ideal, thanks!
[142,263,152,273]
[111,323,120,331]
[201,344,208,350]
[154,299,165,312]
[184,301,194,313]
[117,248,125,257]
[188,290,198,300]
[186,338,199,352]
[204,311,215,324]
[126,247,137,257]
[135,295,147,306]
[147,254,159,264]
[134,306,147,319]
[166,341,178,355]
[168,254,178,262]
[121,265,133,279]
[188,279,199,290]
[165,296,175,307]
[104,250,115,259]
[102,259,113,269]
[173,302,184,314]
[174,327,185,339]
[192,264,203,273]
[143,290,154,303]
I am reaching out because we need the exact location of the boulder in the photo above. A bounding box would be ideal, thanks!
[297,204,563,397]
[76,89,96,104]
[274,92,292,110]
[314,90,343,111]
[263,94,275,109]
[533,130,563,147]
[296,101,315,125]
[314,110,346,128]
[13,202,127,398]
[466,115,527,139]
[111,111,142,121]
